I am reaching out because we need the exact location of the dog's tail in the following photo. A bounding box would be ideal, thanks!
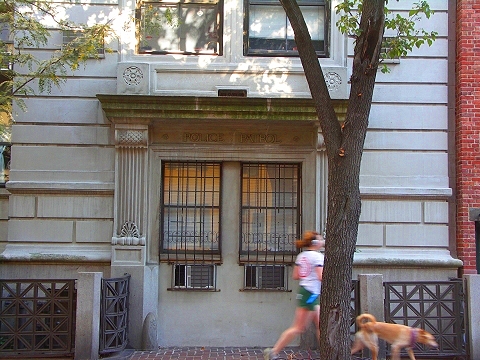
[356,313,376,329]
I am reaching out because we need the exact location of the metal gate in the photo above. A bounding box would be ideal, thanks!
[0,279,76,358]
[384,279,467,359]
[99,273,130,355]
[350,279,360,336]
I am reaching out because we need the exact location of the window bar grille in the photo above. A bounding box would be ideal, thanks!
[162,162,220,290]
[240,163,300,267]
[262,165,269,264]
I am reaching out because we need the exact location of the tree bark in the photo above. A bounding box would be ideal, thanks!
[279,0,385,358]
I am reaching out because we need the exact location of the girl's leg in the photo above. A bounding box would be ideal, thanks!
[271,307,311,355]
[312,305,320,343]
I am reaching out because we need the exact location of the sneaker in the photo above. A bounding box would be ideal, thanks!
[263,348,278,360]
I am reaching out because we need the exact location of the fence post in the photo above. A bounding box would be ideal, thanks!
[358,274,385,360]
[463,274,480,360]
[75,272,102,360]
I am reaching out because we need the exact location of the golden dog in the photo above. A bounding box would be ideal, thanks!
[350,313,438,360]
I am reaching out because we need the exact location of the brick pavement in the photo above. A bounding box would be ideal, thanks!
[104,347,322,360]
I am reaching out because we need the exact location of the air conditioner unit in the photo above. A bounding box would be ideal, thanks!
[245,265,286,290]
[174,264,215,289]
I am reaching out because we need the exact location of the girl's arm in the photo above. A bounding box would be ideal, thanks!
[292,264,300,280]
[315,266,323,282]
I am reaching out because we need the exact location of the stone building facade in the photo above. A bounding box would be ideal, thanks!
[0,0,461,349]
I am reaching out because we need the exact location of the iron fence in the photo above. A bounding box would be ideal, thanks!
[384,279,467,359]
[99,273,130,354]
[0,279,76,358]
[350,279,360,336]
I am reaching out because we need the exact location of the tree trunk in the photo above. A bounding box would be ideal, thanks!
[279,0,385,358]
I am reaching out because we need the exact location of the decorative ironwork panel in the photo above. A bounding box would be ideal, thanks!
[99,274,130,354]
[0,279,76,358]
[350,280,360,337]
[384,279,467,359]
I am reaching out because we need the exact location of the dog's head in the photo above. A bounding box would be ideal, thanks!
[417,329,439,348]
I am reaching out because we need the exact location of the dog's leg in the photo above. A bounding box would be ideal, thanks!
[358,333,378,360]
[370,344,378,360]
[390,345,401,360]
[350,336,364,354]
[406,347,416,360]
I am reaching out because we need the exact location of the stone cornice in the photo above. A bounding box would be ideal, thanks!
[97,95,348,124]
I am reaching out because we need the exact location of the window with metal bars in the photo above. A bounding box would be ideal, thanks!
[161,161,221,263]
[240,163,301,269]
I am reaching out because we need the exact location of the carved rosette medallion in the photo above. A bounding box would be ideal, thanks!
[324,72,342,92]
[123,66,144,86]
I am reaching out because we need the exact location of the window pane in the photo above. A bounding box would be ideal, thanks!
[286,6,324,41]
[162,162,220,253]
[249,5,286,50]
[242,209,297,251]
[240,163,300,258]
[182,5,219,52]
[245,0,326,55]
[0,143,10,185]
[138,1,222,54]
[163,207,219,250]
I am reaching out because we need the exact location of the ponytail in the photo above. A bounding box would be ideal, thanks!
[295,231,319,248]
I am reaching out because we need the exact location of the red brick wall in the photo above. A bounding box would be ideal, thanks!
[456,0,480,274]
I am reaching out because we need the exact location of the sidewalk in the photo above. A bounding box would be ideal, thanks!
[103,347,322,360]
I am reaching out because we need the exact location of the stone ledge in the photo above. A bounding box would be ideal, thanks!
[353,249,462,268]
[0,244,111,263]
[360,186,452,197]
[6,181,114,193]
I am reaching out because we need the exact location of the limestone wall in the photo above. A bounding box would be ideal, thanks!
[0,0,457,349]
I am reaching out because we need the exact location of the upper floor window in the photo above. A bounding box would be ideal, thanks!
[62,30,105,59]
[244,0,328,57]
[137,0,223,55]
[0,143,10,186]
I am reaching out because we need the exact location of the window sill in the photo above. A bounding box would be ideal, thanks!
[240,288,292,292]
[239,255,295,265]
[167,287,220,292]
[160,253,222,264]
